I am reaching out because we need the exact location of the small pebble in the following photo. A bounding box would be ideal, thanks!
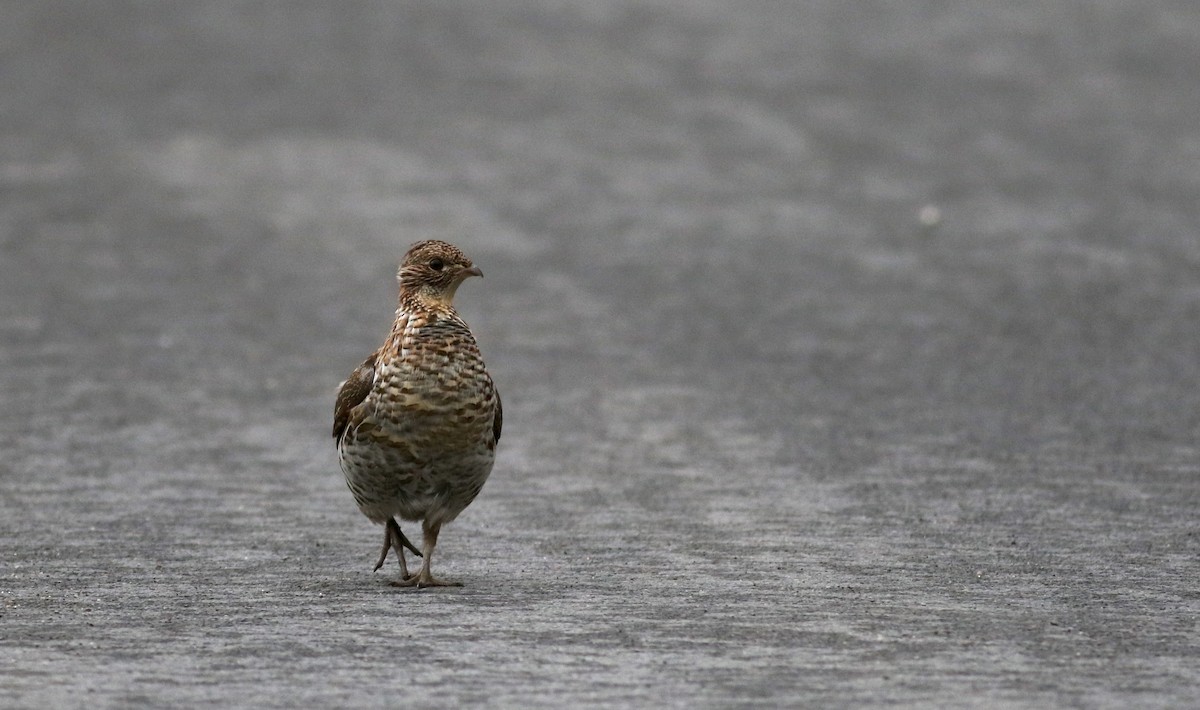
[918,204,942,228]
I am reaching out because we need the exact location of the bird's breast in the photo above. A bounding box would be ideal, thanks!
[363,325,497,454]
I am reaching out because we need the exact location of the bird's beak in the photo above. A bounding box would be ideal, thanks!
[463,265,484,279]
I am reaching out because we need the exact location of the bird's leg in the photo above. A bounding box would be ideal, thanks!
[372,523,407,577]
[390,520,462,588]
[373,517,422,577]
[391,518,423,557]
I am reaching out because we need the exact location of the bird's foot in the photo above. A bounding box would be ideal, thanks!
[373,518,422,573]
[372,541,397,573]
[389,572,463,589]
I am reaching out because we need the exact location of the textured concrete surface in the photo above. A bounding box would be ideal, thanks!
[2,1,1199,707]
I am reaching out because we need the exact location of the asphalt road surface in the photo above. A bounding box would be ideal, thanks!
[2,1,1199,707]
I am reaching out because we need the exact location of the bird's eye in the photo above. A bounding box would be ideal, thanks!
[429,258,444,271]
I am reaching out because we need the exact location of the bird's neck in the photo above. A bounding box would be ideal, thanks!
[398,289,458,319]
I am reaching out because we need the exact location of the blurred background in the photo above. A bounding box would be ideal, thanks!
[2,1,1199,707]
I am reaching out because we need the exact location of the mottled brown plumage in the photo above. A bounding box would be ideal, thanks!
[334,240,501,588]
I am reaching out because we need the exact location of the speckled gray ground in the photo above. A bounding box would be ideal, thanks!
[2,1,1199,707]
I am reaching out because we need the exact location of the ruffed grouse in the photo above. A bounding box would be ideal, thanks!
[333,240,502,587]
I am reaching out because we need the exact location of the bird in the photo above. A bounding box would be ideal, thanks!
[333,240,502,588]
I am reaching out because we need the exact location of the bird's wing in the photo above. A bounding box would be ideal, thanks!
[492,387,503,444]
[333,350,378,444]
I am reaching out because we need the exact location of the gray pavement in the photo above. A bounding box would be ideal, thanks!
[2,1,1199,707]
